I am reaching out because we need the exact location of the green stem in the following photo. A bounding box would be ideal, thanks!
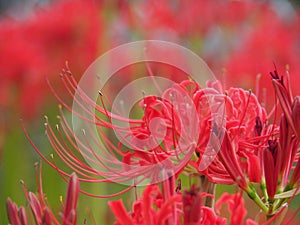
[246,185,269,213]
[261,179,268,202]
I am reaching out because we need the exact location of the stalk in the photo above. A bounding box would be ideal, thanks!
[246,184,269,213]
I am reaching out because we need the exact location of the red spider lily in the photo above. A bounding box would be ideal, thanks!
[254,68,300,216]
[23,64,204,195]
[187,81,267,186]
[223,2,300,103]
[215,193,257,225]
[21,62,300,222]
[124,0,300,98]
[130,0,256,39]
[0,0,102,119]
[270,67,300,141]
[109,176,226,225]
[127,78,267,188]
[6,163,79,225]
[26,65,253,192]
[185,67,300,216]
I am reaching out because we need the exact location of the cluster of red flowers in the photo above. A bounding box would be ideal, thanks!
[0,0,101,119]
[1,0,300,161]
[7,62,300,224]
[116,0,300,97]
[109,178,258,225]
[2,0,300,119]
[7,163,79,225]
[0,0,102,159]
[3,0,300,224]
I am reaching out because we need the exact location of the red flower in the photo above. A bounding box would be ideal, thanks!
[263,143,278,200]
[6,163,79,225]
[0,0,102,119]
[21,62,300,222]
[189,80,267,186]
[182,185,202,224]
[109,177,226,225]
[215,193,257,225]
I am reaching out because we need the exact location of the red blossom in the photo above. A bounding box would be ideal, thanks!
[6,198,26,225]
[215,193,257,225]
[20,61,300,223]
[109,178,226,225]
[263,146,278,200]
[192,81,267,186]
[0,0,102,119]
[6,163,79,225]
[182,185,202,224]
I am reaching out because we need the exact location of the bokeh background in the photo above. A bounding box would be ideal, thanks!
[1,0,300,224]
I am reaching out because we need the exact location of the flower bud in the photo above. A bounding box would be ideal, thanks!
[6,198,21,225]
[63,173,79,225]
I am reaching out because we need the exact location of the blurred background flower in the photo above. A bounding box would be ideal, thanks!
[1,0,300,224]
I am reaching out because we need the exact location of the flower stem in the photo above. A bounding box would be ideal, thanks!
[246,184,269,213]
[261,179,269,202]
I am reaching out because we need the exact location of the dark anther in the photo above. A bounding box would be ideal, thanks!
[176,179,181,193]
[255,116,263,136]
[268,139,278,155]
[269,64,284,85]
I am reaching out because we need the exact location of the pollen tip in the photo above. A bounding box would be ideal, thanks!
[20,180,25,185]
[59,195,63,203]
[56,115,61,120]
[58,104,62,110]
[50,154,54,159]
[44,115,48,121]
[34,162,39,168]
[286,64,290,71]
[44,122,48,127]
[81,129,86,135]
[55,124,59,130]
[98,90,103,96]
[224,90,228,96]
